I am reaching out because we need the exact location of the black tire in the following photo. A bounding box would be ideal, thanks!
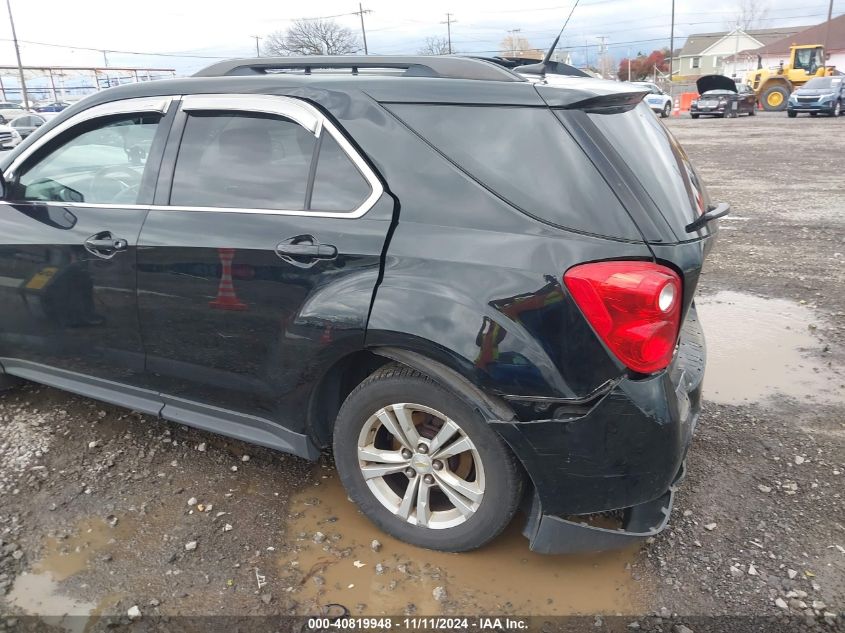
[661,102,671,118]
[787,110,797,118]
[832,101,841,117]
[691,113,699,119]
[761,85,790,111]
[0,374,22,392]
[333,363,524,552]
[810,112,818,117]
[749,106,756,116]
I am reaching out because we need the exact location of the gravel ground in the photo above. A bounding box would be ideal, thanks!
[0,111,843,632]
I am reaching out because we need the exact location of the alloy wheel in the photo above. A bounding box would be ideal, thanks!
[356,403,486,529]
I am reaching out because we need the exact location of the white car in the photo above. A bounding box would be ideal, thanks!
[0,101,28,123]
[0,123,22,150]
[633,82,673,118]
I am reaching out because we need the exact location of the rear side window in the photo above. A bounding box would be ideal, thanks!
[585,103,709,239]
[170,112,372,213]
[310,134,371,212]
[171,112,315,210]
[387,104,640,240]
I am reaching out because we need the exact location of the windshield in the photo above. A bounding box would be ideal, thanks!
[803,77,839,90]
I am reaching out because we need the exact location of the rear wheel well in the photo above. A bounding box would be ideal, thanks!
[308,350,392,448]
[307,348,517,449]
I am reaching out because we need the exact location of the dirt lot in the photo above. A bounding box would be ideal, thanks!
[0,112,843,632]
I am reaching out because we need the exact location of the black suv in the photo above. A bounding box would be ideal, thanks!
[0,56,722,553]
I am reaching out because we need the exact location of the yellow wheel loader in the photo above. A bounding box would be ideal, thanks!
[747,45,835,111]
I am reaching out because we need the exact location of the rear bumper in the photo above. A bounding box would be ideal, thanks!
[525,463,683,554]
[491,306,705,552]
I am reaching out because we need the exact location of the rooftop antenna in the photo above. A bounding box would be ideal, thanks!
[517,0,581,78]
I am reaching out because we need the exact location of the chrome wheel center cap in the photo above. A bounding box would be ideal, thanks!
[411,454,433,474]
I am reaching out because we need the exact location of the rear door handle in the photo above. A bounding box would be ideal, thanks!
[275,236,337,268]
[275,243,337,258]
[84,232,128,259]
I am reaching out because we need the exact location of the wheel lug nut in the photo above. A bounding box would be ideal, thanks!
[417,444,428,454]
[432,460,443,471]
[401,449,412,459]
[423,474,434,484]
[405,468,416,478]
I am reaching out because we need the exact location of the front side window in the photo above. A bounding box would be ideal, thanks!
[170,110,372,213]
[16,114,161,205]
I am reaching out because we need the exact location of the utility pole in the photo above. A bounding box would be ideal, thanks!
[441,13,456,54]
[596,35,608,78]
[5,0,29,109]
[669,0,675,81]
[355,3,372,55]
[102,49,109,67]
[251,35,261,57]
[507,28,522,57]
[822,0,833,62]
[627,48,632,81]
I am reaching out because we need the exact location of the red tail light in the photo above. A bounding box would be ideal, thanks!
[563,261,682,374]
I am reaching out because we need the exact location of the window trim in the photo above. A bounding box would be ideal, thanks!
[163,94,382,219]
[3,94,383,220]
[3,96,174,186]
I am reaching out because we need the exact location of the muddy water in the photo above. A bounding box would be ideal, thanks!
[697,291,844,405]
[280,468,643,616]
[6,516,129,629]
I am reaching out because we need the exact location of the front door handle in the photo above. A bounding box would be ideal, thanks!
[85,232,128,259]
[275,235,337,268]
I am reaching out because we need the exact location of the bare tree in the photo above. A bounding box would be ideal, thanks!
[262,18,361,56]
[732,0,770,31]
[500,35,541,59]
[417,36,452,56]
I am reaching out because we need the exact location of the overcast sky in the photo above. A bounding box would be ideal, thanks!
[0,0,838,78]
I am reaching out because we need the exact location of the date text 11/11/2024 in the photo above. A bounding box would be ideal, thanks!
[305,617,529,630]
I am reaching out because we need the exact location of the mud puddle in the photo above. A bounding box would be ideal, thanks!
[696,291,843,405]
[279,467,643,616]
[5,516,130,629]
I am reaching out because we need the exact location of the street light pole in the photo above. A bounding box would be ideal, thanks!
[251,35,261,56]
[5,0,30,109]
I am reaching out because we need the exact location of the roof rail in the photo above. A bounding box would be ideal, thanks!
[193,55,525,82]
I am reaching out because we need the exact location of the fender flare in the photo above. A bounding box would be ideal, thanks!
[372,346,516,423]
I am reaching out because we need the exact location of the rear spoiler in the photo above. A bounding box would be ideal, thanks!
[536,83,648,114]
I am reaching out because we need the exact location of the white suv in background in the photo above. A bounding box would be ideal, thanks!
[633,82,673,118]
